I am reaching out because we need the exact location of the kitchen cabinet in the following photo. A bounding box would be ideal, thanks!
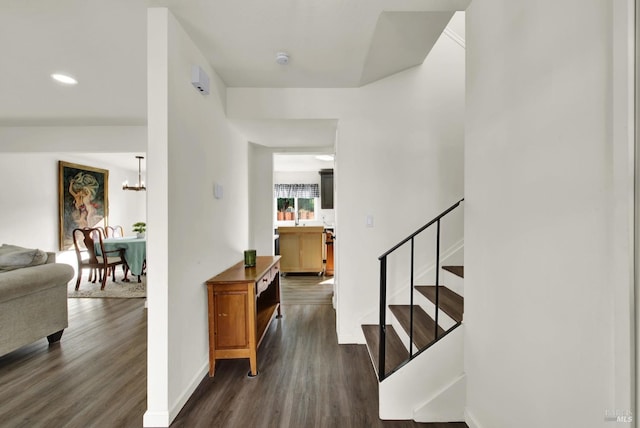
[319,169,334,209]
[278,226,324,274]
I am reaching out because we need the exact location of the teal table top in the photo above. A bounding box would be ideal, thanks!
[96,237,146,276]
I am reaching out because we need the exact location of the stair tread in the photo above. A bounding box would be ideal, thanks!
[389,305,445,349]
[415,286,464,323]
[443,265,464,278]
[362,324,409,376]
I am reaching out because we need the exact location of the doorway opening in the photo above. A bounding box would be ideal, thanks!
[273,153,336,303]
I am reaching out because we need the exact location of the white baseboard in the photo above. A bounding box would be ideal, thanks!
[143,410,170,427]
[465,408,484,428]
[337,331,365,344]
[168,360,209,423]
[144,359,209,427]
[413,374,466,422]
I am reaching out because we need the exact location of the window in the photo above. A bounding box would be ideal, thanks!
[277,197,295,220]
[274,184,319,222]
[276,197,316,221]
[297,198,315,220]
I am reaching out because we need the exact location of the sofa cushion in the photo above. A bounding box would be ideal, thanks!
[0,244,48,272]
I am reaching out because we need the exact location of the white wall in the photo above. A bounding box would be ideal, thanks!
[0,126,145,152]
[145,8,249,427]
[0,140,146,252]
[249,142,275,256]
[229,28,465,343]
[465,1,633,427]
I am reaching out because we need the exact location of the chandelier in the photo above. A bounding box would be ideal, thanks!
[122,156,146,191]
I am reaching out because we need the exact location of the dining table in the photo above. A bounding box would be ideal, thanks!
[96,236,146,280]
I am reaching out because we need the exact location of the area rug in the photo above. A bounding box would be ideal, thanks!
[67,275,146,298]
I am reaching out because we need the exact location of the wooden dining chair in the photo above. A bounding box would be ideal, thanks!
[87,227,105,282]
[105,225,125,238]
[72,227,127,290]
[94,227,126,282]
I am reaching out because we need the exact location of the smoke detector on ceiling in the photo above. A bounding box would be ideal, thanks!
[276,52,289,65]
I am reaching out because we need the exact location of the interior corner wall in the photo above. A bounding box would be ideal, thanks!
[249,143,275,255]
[145,8,249,427]
[465,1,631,427]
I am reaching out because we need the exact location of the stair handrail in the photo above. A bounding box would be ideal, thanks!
[379,198,464,259]
[377,197,464,381]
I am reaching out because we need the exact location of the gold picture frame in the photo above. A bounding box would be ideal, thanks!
[58,161,109,250]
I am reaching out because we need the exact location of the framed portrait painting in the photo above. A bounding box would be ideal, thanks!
[58,161,109,250]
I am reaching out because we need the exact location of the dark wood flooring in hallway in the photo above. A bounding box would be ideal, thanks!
[172,303,465,428]
[0,279,467,428]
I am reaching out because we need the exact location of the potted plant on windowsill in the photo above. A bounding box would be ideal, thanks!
[133,222,146,239]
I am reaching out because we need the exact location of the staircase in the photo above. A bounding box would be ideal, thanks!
[361,199,465,422]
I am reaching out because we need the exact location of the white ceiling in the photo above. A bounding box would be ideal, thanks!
[0,0,466,153]
[273,154,334,172]
[0,0,148,126]
[154,0,467,88]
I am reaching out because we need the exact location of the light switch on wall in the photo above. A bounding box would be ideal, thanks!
[366,215,374,228]
[214,183,224,199]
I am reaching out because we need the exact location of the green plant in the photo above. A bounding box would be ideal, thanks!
[132,222,146,234]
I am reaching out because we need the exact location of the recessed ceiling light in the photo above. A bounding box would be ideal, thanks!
[51,73,78,85]
[315,155,334,161]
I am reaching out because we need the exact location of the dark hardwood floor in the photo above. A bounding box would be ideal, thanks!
[0,298,147,428]
[172,304,465,428]
[0,279,467,428]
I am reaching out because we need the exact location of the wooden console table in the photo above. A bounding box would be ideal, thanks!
[205,256,281,377]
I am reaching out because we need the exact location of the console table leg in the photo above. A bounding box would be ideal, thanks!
[248,353,258,377]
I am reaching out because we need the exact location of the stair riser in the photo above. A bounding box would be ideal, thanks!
[387,297,455,346]
[380,307,449,366]
[389,310,413,353]
[413,293,457,331]
[389,305,444,350]
[413,240,464,289]
[441,267,464,296]
[389,314,445,356]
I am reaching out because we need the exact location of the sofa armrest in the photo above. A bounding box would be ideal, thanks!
[0,263,74,304]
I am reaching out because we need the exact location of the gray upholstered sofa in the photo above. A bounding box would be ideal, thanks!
[0,247,74,356]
